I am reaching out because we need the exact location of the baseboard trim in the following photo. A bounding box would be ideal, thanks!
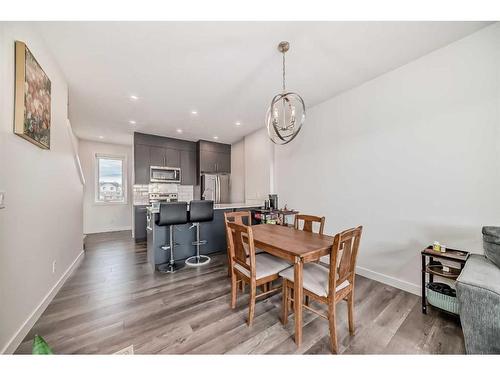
[356,265,421,297]
[1,250,85,354]
[84,227,132,235]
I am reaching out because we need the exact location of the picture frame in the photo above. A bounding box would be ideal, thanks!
[14,40,52,150]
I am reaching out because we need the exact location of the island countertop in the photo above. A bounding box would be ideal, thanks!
[147,202,262,214]
[214,202,262,210]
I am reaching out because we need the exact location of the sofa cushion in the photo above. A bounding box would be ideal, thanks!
[456,254,500,354]
[457,254,500,296]
[482,226,500,269]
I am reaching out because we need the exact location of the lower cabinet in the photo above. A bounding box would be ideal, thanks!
[134,206,148,242]
[201,209,230,254]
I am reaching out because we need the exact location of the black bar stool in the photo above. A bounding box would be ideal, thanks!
[185,200,214,267]
[156,202,188,273]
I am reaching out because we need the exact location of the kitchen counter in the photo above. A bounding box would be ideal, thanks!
[145,202,263,271]
[147,202,262,213]
[214,202,263,210]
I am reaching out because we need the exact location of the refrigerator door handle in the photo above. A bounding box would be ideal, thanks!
[216,175,220,203]
[218,176,221,203]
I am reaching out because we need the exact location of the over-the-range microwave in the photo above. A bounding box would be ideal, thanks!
[150,166,181,183]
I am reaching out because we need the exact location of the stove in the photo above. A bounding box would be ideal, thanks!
[149,193,178,203]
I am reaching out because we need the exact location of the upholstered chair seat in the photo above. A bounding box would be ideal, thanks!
[279,263,349,297]
[235,253,291,279]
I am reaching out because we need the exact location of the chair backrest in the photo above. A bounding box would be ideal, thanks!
[328,226,363,298]
[189,200,214,223]
[224,211,252,255]
[156,202,188,226]
[294,214,325,234]
[224,211,251,226]
[226,221,256,278]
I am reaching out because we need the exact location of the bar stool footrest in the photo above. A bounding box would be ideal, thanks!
[192,240,208,246]
[185,255,211,267]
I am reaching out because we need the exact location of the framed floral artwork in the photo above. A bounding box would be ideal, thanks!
[14,41,51,149]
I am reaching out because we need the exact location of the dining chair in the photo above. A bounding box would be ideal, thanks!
[279,225,363,353]
[294,214,325,234]
[294,214,330,277]
[223,211,264,277]
[226,221,292,326]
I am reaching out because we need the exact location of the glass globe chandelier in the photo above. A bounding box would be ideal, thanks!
[266,41,306,145]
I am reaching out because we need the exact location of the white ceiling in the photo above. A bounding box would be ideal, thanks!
[37,21,491,145]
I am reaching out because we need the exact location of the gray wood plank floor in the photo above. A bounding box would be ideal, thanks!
[15,230,465,354]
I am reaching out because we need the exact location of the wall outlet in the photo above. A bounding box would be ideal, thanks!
[0,191,5,209]
[52,261,56,274]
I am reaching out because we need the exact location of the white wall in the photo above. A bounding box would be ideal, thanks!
[244,128,275,205]
[0,22,84,353]
[275,23,500,294]
[79,140,133,234]
[230,139,246,203]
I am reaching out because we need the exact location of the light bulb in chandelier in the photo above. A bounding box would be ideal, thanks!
[266,41,306,145]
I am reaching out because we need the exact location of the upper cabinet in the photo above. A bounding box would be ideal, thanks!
[197,140,231,174]
[149,146,165,167]
[165,148,181,168]
[149,146,181,168]
[134,144,150,185]
[133,133,231,186]
[180,149,196,185]
[134,132,197,185]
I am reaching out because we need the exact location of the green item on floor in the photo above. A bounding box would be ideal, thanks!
[32,335,54,354]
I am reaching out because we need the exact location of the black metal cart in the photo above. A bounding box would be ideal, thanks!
[421,246,469,314]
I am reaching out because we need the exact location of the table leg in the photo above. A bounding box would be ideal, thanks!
[294,259,303,346]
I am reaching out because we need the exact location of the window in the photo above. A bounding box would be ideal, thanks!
[95,154,126,203]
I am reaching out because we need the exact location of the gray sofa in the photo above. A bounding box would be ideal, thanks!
[456,227,500,354]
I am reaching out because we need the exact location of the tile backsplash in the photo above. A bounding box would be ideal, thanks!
[133,184,194,205]
[149,183,178,194]
[132,184,149,206]
[178,185,194,202]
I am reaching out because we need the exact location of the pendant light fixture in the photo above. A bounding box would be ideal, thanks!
[266,41,306,145]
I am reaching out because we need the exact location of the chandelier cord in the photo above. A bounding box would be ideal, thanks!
[282,52,286,92]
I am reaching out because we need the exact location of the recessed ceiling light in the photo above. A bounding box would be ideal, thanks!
[235,121,242,126]
[176,129,183,134]
[99,135,104,139]
[191,110,198,115]
[213,136,219,140]
[129,120,137,125]
[129,95,139,101]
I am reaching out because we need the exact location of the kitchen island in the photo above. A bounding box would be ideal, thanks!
[146,202,262,271]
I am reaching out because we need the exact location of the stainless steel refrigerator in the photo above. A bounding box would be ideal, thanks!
[201,173,230,203]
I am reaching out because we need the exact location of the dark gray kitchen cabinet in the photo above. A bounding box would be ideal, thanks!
[149,146,180,168]
[134,205,148,242]
[197,140,231,174]
[165,148,180,168]
[199,150,218,173]
[215,151,231,173]
[180,149,196,185]
[149,146,165,167]
[134,144,150,184]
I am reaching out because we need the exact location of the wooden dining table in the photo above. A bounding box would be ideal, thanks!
[251,224,335,346]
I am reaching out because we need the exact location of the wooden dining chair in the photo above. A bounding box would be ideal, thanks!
[294,214,329,284]
[227,221,292,326]
[224,211,251,277]
[279,226,363,353]
[224,211,264,277]
[294,214,325,234]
